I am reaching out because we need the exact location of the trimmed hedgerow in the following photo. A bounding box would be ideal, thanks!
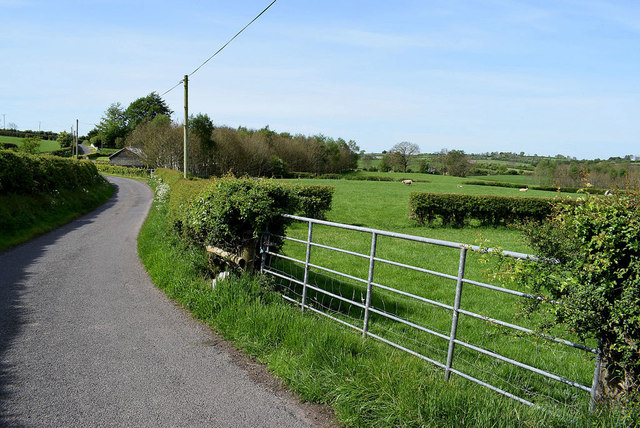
[291,184,334,219]
[0,150,103,195]
[95,163,151,179]
[464,180,608,195]
[176,176,299,254]
[174,176,335,263]
[408,192,570,227]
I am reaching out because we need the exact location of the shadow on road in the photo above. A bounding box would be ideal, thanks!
[0,183,120,424]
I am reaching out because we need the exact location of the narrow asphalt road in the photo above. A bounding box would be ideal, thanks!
[0,177,326,427]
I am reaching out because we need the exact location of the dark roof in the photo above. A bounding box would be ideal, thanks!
[108,147,144,159]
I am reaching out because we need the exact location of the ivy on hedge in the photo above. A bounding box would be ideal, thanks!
[0,150,103,195]
[408,192,570,227]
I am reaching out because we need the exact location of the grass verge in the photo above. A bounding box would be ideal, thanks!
[0,180,114,251]
[137,178,628,427]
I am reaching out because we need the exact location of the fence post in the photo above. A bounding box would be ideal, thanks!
[300,221,313,311]
[362,232,378,337]
[259,228,268,274]
[589,340,603,412]
[445,246,467,381]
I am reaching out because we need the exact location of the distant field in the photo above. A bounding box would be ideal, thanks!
[280,171,559,252]
[467,174,539,186]
[0,135,60,153]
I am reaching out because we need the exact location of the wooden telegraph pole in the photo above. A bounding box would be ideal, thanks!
[183,75,189,178]
[75,119,79,159]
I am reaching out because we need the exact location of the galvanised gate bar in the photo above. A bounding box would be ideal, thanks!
[260,214,601,411]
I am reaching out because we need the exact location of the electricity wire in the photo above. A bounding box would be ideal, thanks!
[160,0,278,96]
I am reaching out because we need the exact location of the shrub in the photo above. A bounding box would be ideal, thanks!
[177,176,299,255]
[409,192,564,227]
[51,147,73,157]
[0,142,18,150]
[502,191,640,404]
[290,184,334,219]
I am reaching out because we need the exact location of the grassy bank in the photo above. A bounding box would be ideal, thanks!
[137,173,630,426]
[0,180,114,251]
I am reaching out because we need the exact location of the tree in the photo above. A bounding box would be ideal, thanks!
[127,114,182,169]
[434,149,471,177]
[389,141,420,173]
[97,103,128,148]
[378,153,393,172]
[20,136,40,154]
[190,113,215,150]
[505,192,640,403]
[124,92,173,130]
[56,131,74,148]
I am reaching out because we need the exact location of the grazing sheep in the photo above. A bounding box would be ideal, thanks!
[402,179,413,185]
[457,185,463,188]
[519,188,528,192]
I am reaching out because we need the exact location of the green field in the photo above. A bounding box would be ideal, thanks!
[0,135,60,153]
[272,172,595,409]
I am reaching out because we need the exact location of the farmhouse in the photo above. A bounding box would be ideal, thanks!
[108,147,144,167]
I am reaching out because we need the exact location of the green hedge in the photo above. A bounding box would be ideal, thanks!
[175,176,334,259]
[291,184,334,219]
[176,177,298,256]
[0,150,103,195]
[0,142,18,150]
[464,180,608,195]
[344,175,396,182]
[95,163,151,178]
[50,147,73,157]
[408,192,569,227]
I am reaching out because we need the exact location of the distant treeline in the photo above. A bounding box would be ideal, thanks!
[0,129,58,140]
[127,115,360,178]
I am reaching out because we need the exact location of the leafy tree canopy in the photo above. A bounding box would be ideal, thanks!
[56,131,74,148]
[97,103,128,148]
[93,93,172,148]
[20,136,40,154]
[190,113,215,150]
[125,92,173,130]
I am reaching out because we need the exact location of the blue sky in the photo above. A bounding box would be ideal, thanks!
[1,0,639,159]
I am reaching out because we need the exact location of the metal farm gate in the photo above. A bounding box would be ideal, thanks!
[260,214,601,411]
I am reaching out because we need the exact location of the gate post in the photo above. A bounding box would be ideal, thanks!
[301,221,313,311]
[445,246,467,381]
[589,340,603,412]
[362,232,378,337]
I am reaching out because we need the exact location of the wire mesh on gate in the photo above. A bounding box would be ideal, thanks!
[260,214,600,412]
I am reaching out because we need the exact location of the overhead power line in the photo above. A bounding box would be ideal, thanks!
[160,0,278,96]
